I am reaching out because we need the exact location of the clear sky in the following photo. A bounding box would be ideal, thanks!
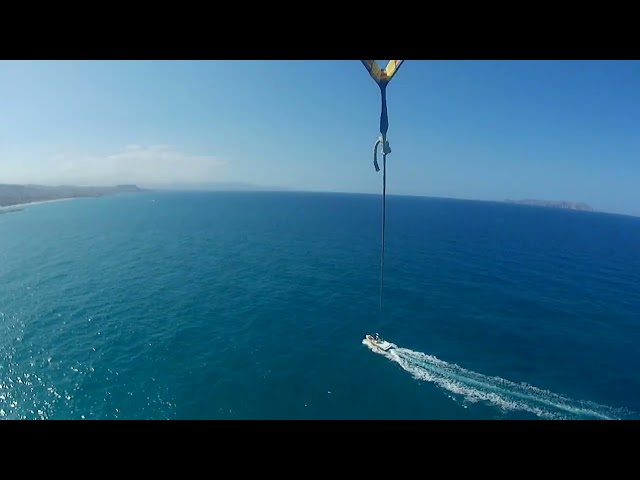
[1,60,638,215]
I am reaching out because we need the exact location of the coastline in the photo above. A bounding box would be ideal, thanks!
[0,184,145,210]
[0,197,80,210]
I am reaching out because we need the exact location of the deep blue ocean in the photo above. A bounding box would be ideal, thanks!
[1,190,638,420]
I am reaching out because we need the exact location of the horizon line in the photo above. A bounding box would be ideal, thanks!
[2,181,636,218]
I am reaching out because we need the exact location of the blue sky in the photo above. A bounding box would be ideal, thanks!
[1,60,638,215]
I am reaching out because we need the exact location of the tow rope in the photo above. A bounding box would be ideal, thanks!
[360,60,404,310]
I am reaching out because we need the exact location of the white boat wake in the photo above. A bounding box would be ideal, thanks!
[362,337,631,420]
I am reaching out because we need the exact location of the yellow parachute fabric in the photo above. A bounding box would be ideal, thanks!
[361,60,404,86]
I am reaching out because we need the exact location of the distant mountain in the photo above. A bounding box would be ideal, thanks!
[505,198,594,212]
[0,184,145,207]
[145,181,293,192]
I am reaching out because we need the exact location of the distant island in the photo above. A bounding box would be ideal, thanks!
[504,198,594,212]
[0,184,145,208]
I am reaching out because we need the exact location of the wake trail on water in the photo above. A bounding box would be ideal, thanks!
[362,339,631,420]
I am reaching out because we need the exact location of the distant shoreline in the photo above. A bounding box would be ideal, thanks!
[504,198,594,212]
[0,184,635,218]
[0,184,145,208]
[0,197,78,209]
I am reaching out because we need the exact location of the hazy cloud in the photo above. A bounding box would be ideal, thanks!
[2,145,228,186]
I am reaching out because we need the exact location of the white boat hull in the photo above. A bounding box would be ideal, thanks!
[364,334,395,352]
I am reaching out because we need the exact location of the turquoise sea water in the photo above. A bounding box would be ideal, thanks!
[1,191,638,419]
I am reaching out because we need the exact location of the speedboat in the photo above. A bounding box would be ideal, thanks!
[364,333,395,352]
